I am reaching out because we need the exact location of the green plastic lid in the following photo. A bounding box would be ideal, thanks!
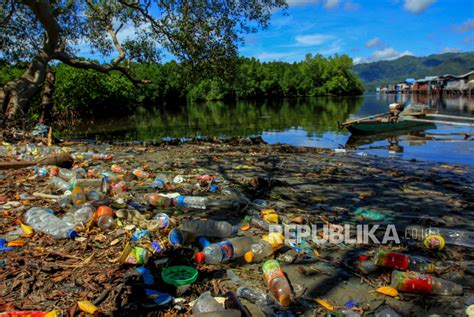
[161,266,198,286]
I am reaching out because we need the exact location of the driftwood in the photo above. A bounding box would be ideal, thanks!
[0,153,73,170]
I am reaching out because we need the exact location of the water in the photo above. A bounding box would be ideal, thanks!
[62,94,474,165]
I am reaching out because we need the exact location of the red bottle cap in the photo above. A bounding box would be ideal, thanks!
[358,255,369,261]
[195,252,206,263]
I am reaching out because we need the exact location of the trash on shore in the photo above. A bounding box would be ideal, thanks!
[0,138,473,316]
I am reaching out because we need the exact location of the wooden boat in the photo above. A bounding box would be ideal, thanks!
[345,118,433,135]
[342,108,474,135]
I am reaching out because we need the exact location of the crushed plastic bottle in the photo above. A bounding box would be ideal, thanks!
[24,207,77,239]
[236,286,275,316]
[195,236,254,264]
[404,225,474,249]
[63,204,95,228]
[50,176,70,192]
[245,232,285,263]
[390,270,463,295]
[192,291,224,314]
[263,259,292,307]
[181,219,238,238]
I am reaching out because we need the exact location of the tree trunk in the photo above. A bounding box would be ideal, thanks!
[0,0,60,128]
[38,68,55,124]
[2,52,50,126]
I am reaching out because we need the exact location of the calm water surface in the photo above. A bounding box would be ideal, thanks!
[64,94,474,165]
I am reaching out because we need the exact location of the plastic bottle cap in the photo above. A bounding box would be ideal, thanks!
[244,251,255,263]
[195,252,206,263]
[279,294,291,307]
[231,226,239,235]
[68,229,78,239]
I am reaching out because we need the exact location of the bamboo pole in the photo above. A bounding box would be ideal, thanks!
[401,117,474,127]
[342,112,388,126]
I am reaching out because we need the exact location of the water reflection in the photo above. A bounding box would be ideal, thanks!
[62,95,474,165]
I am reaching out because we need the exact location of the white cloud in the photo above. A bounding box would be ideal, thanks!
[357,47,414,63]
[324,0,340,9]
[455,19,474,33]
[441,47,461,53]
[352,57,363,64]
[344,0,360,10]
[365,37,382,48]
[403,0,436,14]
[294,33,333,46]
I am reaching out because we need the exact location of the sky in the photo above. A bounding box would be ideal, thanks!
[239,0,474,63]
[75,0,474,65]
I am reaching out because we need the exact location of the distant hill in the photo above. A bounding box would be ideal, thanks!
[353,52,474,91]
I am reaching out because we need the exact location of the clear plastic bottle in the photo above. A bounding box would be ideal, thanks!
[96,206,116,230]
[192,291,224,314]
[86,189,101,201]
[390,270,463,295]
[63,204,95,227]
[405,225,474,248]
[245,233,285,263]
[174,196,208,209]
[195,236,254,264]
[58,168,76,180]
[262,259,292,307]
[71,186,86,207]
[236,287,276,316]
[51,176,70,192]
[69,178,102,189]
[152,173,168,189]
[24,207,77,239]
[181,219,238,238]
[58,190,72,208]
[374,305,401,317]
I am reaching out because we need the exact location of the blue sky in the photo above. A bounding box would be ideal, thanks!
[240,0,474,63]
[76,0,474,64]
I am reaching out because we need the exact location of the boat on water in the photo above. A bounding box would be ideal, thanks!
[345,118,433,135]
[342,103,474,135]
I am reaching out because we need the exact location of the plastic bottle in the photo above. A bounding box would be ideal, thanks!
[51,176,70,192]
[70,178,102,189]
[88,167,103,178]
[181,219,238,238]
[111,181,127,196]
[71,186,86,207]
[145,194,171,208]
[236,287,275,316]
[192,291,224,314]
[24,207,77,239]
[133,169,150,178]
[262,259,292,307]
[152,173,168,189]
[373,248,435,272]
[390,270,463,295]
[92,153,113,161]
[58,190,72,208]
[63,204,95,227]
[404,225,474,248]
[86,189,101,201]
[111,164,125,173]
[58,168,76,180]
[245,232,285,263]
[96,206,116,230]
[173,196,208,209]
[195,236,254,264]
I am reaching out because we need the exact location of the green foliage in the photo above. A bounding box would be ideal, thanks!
[0,53,363,121]
[353,52,474,91]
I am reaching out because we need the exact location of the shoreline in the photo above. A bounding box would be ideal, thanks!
[0,139,473,315]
